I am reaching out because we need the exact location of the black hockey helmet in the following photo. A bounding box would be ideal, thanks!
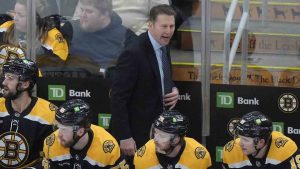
[0,14,13,25]
[153,110,189,137]
[236,111,272,142]
[2,58,38,84]
[55,99,91,128]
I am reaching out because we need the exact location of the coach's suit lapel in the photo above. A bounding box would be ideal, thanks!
[142,33,163,100]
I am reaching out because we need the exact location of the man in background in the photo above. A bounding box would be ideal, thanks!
[68,0,136,75]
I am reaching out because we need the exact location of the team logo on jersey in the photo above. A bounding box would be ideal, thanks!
[195,147,206,159]
[46,134,55,147]
[49,103,57,111]
[103,140,115,153]
[0,131,29,168]
[275,137,288,148]
[137,146,146,157]
[0,45,25,65]
[227,118,240,137]
[55,33,64,43]
[224,140,234,152]
[278,93,298,113]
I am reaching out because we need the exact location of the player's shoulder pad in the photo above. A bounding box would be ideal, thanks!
[185,137,211,160]
[222,139,246,165]
[45,133,56,147]
[37,97,58,112]
[43,131,70,159]
[268,131,298,161]
[29,98,56,124]
[137,145,146,157]
[89,125,120,155]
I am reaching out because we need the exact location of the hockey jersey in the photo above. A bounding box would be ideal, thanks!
[43,124,128,169]
[134,137,212,169]
[0,20,69,61]
[222,131,300,168]
[0,97,56,168]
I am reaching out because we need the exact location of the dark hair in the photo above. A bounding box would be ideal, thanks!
[149,4,176,22]
[3,58,38,92]
[80,0,112,16]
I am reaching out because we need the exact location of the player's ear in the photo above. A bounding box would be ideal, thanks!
[171,136,180,145]
[77,128,86,137]
[19,80,30,90]
[257,138,266,148]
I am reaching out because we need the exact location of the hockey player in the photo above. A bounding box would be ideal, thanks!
[43,99,128,169]
[222,111,300,168]
[0,58,56,168]
[134,110,212,169]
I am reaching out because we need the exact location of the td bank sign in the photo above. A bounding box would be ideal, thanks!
[217,92,260,108]
[217,92,234,108]
[48,85,91,101]
[48,85,66,101]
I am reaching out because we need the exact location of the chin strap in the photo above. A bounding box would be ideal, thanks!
[252,137,270,157]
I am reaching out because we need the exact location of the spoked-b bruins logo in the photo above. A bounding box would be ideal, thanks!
[103,140,115,153]
[0,131,29,168]
[0,45,25,66]
[278,93,298,113]
[195,147,206,159]
[227,118,240,137]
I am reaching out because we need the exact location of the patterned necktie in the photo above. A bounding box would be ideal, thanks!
[161,46,172,95]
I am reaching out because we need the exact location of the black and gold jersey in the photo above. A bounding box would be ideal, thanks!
[0,97,56,169]
[134,137,212,169]
[43,124,128,169]
[0,20,69,61]
[222,131,300,169]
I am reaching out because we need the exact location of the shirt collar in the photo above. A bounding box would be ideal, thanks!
[148,31,163,51]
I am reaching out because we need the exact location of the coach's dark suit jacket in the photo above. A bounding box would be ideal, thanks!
[110,31,175,148]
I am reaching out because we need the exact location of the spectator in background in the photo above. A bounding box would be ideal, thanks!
[110,4,179,166]
[74,0,170,35]
[67,0,137,75]
[0,58,56,168]
[134,110,212,169]
[0,0,69,62]
[222,111,300,168]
